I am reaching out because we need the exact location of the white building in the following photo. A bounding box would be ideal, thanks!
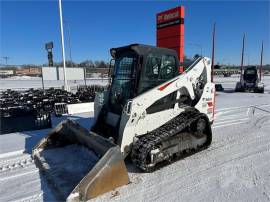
[0,70,14,77]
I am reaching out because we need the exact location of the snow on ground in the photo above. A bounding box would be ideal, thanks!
[0,112,93,202]
[0,152,55,202]
[93,77,270,202]
[95,105,270,202]
[215,75,270,91]
[0,77,108,91]
[215,75,270,109]
[0,76,270,202]
[3,75,41,80]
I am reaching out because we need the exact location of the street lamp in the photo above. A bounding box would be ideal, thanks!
[58,0,69,91]
[64,20,73,67]
[45,42,54,66]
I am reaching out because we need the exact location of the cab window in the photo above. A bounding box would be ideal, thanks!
[160,55,176,79]
[139,54,177,94]
[144,55,161,79]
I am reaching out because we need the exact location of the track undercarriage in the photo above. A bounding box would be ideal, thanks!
[131,109,212,172]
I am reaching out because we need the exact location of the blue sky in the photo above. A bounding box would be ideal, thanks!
[1,0,269,65]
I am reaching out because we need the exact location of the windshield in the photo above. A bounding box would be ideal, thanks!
[244,68,257,81]
[138,54,177,94]
[246,69,256,75]
[109,53,137,113]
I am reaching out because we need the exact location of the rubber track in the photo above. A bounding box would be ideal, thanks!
[131,109,211,172]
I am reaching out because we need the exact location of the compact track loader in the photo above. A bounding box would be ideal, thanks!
[33,44,215,201]
[235,66,264,93]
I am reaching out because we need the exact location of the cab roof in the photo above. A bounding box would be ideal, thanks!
[110,44,178,59]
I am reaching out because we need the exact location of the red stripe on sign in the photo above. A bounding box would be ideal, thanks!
[158,79,177,91]
[207,102,213,107]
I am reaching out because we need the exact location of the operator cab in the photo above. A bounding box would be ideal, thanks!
[243,66,258,83]
[92,44,180,140]
[108,44,180,114]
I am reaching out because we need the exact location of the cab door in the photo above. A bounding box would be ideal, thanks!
[138,53,178,114]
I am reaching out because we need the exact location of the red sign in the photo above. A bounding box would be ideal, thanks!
[157,6,184,28]
[156,6,185,72]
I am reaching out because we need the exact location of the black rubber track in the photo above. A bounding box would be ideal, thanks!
[131,109,212,172]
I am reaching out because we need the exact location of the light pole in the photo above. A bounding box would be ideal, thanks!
[211,23,216,83]
[260,41,264,81]
[188,43,203,57]
[64,20,73,67]
[58,0,69,91]
[240,33,245,82]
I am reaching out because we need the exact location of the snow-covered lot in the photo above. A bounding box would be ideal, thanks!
[0,77,108,91]
[0,76,270,202]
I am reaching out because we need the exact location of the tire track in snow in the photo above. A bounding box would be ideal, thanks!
[210,114,270,154]
[137,131,270,192]
[12,193,43,202]
[149,149,269,202]
[119,132,269,202]
[215,104,270,113]
[214,106,250,128]
[0,153,34,173]
[0,159,55,202]
[0,169,38,182]
[0,172,45,202]
[109,142,270,202]
[103,129,270,202]
[94,108,270,202]
[213,105,270,128]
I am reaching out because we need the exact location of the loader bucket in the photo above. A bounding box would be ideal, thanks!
[32,119,129,201]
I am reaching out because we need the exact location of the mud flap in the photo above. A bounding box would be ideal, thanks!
[32,120,129,202]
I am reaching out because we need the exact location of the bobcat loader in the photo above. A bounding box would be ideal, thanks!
[235,66,264,93]
[33,44,215,201]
